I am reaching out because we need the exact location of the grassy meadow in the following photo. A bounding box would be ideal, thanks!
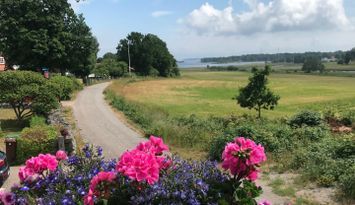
[109,70,355,119]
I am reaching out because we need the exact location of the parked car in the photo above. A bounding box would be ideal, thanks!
[0,151,9,185]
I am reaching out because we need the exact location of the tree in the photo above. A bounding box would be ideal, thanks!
[116,32,179,77]
[0,71,59,120]
[0,1,98,77]
[236,66,280,118]
[93,58,127,78]
[302,57,325,73]
[344,52,352,65]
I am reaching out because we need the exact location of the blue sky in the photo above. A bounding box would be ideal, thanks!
[70,0,355,59]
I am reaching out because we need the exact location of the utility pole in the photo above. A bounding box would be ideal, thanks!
[127,40,131,77]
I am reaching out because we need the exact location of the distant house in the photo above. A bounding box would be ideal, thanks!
[0,56,5,72]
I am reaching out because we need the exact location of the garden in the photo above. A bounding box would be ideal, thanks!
[0,71,83,164]
[0,136,271,205]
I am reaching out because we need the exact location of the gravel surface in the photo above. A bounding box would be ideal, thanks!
[73,82,143,159]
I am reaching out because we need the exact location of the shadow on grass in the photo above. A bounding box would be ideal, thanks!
[0,119,29,134]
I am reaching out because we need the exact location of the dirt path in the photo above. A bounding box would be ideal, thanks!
[72,82,143,159]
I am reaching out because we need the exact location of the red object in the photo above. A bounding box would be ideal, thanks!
[44,71,49,78]
[0,160,4,167]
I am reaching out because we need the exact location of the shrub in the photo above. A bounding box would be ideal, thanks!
[29,115,46,127]
[16,125,57,164]
[32,82,60,116]
[70,77,84,91]
[288,110,322,127]
[339,165,355,199]
[49,75,75,100]
[340,110,355,127]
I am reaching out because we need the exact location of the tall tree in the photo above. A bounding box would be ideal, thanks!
[116,32,179,77]
[236,66,280,118]
[0,0,98,76]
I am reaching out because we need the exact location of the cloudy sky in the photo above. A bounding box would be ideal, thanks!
[69,0,355,59]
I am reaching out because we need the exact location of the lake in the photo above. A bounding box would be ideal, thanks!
[177,58,265,69]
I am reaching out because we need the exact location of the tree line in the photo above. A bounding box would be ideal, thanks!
[201,50,355,64]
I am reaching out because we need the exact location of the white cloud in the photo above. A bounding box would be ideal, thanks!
[183,0,352,35]
[152,10,173,18]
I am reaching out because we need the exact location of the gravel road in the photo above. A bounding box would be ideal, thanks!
[73,82,143,159]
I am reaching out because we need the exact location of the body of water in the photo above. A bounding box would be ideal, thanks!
[177,58,265,69]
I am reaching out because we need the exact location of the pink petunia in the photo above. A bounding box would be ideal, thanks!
[18,153,58,182]
[56,150,68,160]
[222,137,266,181]
[116,149,160,185]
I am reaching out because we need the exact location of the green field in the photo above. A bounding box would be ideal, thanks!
[110,70,355,118]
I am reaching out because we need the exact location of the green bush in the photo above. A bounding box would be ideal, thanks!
[288,110,322,127]
[29,116,46,127]
[32,82,60,116]
[339,165,355,199]
[70,77,84,91]
[16,125,57,164]
[49,75,75,100]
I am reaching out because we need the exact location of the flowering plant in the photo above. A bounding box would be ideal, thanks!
[3,136,268,205]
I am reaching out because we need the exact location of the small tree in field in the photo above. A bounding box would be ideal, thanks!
[236,65,280,118]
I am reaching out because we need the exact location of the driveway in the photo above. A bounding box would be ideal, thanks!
[72,82,143,159]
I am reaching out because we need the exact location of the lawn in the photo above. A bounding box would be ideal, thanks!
[0,108,26,135]
[109,71,355,119]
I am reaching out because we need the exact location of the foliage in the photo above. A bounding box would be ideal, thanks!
[302,57,325,73]
[236,65,280,118]
[0,1,98,76]
[0,71,59,120]
[288,110,323,127]
[9,138,267,205]
[116,32,179,77]
[16,125,58,164]
[29,116,46,127]
[339,165,355,199]
[207,65,239,71]
[31,81,60,116]
[49,75,75,100]
[93,58,127,78]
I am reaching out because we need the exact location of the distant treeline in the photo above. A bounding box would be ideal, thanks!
[201,51,346,64]
[207,65,240,71]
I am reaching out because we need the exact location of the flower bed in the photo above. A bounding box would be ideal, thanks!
[0,136,270,205]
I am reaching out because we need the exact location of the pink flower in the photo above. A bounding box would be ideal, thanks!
[84,172,116,205]
[116,149,160,185]
[222,137,266,181]
[18,167,35,182]
[0,189,15,205]
[89,171,116,192]
[136,135,169,155]
[38,154,58,171]
[18,153,58,182]
[56,150,68,160]
[259,200,272,205]
[84,189,94,205]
